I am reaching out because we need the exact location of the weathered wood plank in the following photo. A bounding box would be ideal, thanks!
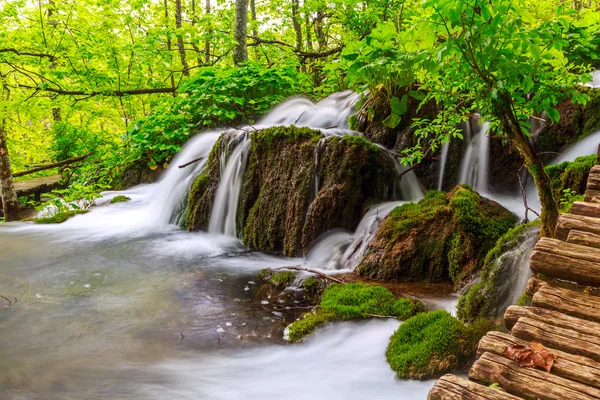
[571,202,600,218]
[504,306,600,338]
[469,352,600,400]
[511,317,600,362]
[532,284,600,324]
[530,238,600,285]
[555,213,600,241]
[13,175,62,197]
[428,374,523,400]
[567,229,600,249]
[478,331,600,390]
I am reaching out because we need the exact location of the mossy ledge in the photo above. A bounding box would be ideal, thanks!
[544,154,597,209]
[110,195,131,203]
[285,282,424,342]
[35,210,89,224]
[188,126,397,255]
[357,186,517,284]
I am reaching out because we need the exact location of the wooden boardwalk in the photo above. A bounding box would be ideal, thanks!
[13,175,62,198]
[429,163,600,399]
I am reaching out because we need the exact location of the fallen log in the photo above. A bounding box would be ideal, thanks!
[571,202,600,218]
[532,284,600,324]
[511,317,600,362]
[427,374,522,400]
[555,213,600,241]
[478,331,600,390]
[504,306,600,337]
[469,351,600,400]
[13,153,92,178]
[530,238,600,286]
[567,229,600,249]
[178,157,203,169]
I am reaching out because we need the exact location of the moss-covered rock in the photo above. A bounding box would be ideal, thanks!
[544,154,597,207]
[35,210,89,224]
[357,186,517,284]
[286,282,424,342]
[456,221,540,322]
[110,195,131,203]
[187,126,397,255]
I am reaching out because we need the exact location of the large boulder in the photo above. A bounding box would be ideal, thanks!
[187,126,397,256]
[357,186,517,284]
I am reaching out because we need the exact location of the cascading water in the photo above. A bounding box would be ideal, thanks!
[208,133,251,236]
[437,141,450,190]
[458,120,490,193]
[310,137,328,203]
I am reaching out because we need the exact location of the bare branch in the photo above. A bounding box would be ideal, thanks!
[0,48,55,61]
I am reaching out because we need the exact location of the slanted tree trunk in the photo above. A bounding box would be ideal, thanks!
[495,94,558,237]
[0,122,20,221]
[233,0,248,66]
[176,0,190,75]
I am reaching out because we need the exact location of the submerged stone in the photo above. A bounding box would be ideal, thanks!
[357,186,517,284]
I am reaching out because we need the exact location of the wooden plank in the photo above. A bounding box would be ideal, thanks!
[532,284,600,324]
[567,229,600,249]
[555,213,600,241]
[504,306,600,338]
[478,331,600,390]
[13,175,62,197]
[470,352,600,400]
[571,202,600,218]
[511,317,600,362]
[428,374,523,400]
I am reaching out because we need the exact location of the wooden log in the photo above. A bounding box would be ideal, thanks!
[12,152,92,178]
[469,352,600,400]
[571,201,600,218]
[524,277,547,297]
[511,317,600,362]
[530,238,600,286]
[585,189,600,202]
[504,306,600,337]
[555,213,600,241]
[587,177,600,192]
[478,331,600,389]
[532,284,600,324]
[428,374,523,400]
[567,229,600,249]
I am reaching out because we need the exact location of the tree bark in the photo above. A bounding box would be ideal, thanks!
[495,95,558,237]
[233,0,249,66]
[204,0,211,64]
[176,0,190,76]
[291,0,303,52]
[0,122,20,221]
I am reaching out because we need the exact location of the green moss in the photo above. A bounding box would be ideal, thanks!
[110,195,131,203]
[286,283,423,342]
[516,293,532,306]
[545,154,597,201]
[35,210,89,224]
[386,310,472,379]
[269,271,297,288]
[302,276,321,292]
[457,221,540,322]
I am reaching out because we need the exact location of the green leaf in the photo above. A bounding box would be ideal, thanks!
[390,95,408,116]
[383,113,402,129]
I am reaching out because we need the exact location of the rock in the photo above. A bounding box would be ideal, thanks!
[357,186,517,284]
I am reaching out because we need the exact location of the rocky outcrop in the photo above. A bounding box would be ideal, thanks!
[187,126,397,256]
[357,186,517,284]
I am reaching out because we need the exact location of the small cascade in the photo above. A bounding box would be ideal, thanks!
[310,137,328,203]
[146,131,222,225]
[552,129,600,164]
[458,120,490,193]
[437,141,450,190]
[491,225,540,317]
[208,133,251,236]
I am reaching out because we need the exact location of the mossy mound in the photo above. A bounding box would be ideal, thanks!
[544,154,597,208]
[110,195,131,203]
[386,310,487,379]
[457,221,540,322]
[188,126,396,255]
[357,186,517,284]
[35,210,89,224]
[286,283,424,342]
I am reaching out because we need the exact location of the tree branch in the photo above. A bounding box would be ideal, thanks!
[13,153,92,177]
[14,85,177,97]
[274,266,346,284]
[0,48,55,61]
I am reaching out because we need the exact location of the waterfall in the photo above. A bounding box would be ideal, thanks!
[310,137,328,203]
[552,129,600,164]
[458,120,490,193]
[208,133,251,236]
[437,141,450,190]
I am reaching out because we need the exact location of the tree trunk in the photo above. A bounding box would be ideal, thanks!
[205,0,211,64]
[495,95,558,237]
[164,0,177,95]
[176,0,190,75]
[291,0,303,52]
[233,0,248,66]
[315,11,327,50]
[305,12,313,51]
[0,122,20,221]
[250,0,259,60]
